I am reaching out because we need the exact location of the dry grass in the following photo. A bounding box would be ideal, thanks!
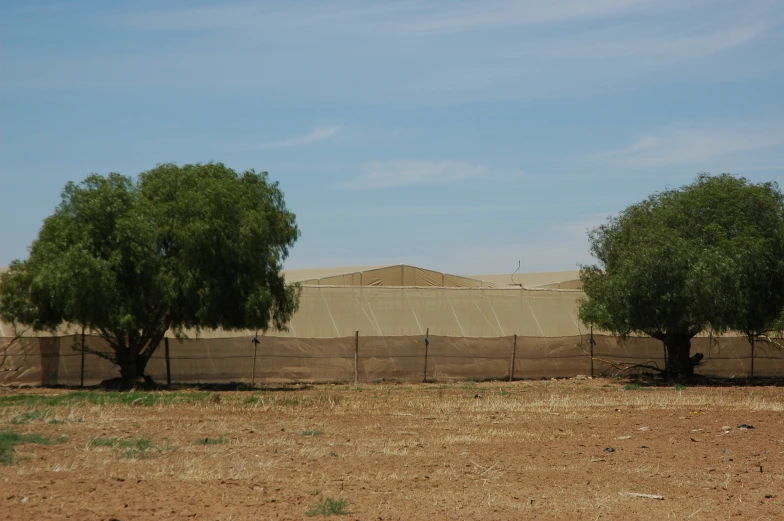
[1,379,783,520]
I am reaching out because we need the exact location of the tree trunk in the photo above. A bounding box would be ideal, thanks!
[118,342,152,381]
[663,334,695,377]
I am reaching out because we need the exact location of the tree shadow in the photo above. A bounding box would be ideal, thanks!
[624,372,784,388]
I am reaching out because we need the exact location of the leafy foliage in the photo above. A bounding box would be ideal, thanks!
[0,163,300,380]
[306,497,351,517]
[580,174,784,376]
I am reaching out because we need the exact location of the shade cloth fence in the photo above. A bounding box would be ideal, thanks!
[2,333,782,386]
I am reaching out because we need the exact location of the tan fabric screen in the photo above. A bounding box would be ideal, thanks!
[0,286,588,340]
[3,334,782,386]
[261,286,585,339]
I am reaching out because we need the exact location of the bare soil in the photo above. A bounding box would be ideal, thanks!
[1,379,783,520]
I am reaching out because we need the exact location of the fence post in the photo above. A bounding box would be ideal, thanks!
[251,332,260,386]
[354,330,359,385]
[589,326,594,378]
[509,334,517,382]
[80,327,85,388]
[423,328,429,383]
[750,335,755,379]
[164,337,172,386]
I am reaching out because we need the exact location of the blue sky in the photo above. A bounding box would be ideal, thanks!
[1,0,783,274]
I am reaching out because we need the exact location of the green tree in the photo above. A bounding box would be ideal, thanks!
[579,174,784,377]
[0,163,300,382]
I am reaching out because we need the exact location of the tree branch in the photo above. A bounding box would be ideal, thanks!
[140,309,172,361]
[0,323,32,372]
[579,340,665,377]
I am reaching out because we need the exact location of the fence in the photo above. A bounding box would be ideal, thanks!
[2,333,783,386]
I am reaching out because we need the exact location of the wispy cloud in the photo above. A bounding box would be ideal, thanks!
[595,121,784,167]
[348,160,485,189]
[16,0,772,102]
[533,22,768,64]
[115,0,661,33]
[254,126,340,150]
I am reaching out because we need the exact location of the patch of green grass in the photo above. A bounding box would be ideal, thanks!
[195,436,227,445]
[264,393,341,408]
[88,436,159,459]
[301,429,324,437]
[306,497,351,517]
[0,430,65,466]
[242,395,261,405]
[47,417,83,425]
[0,391,212,408]
[675,383,687,391]
[9,409,54,424]
[88,437,117,448]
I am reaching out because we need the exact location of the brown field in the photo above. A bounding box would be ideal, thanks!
[1,379,783,520]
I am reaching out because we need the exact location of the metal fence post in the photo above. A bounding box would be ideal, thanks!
[80,327,85,388]
[509,334,517,382]
[589,326,594,378]
[251,332,260,386]
[164,337,172,386]
[354,330,359,385]
[423,328,429,383]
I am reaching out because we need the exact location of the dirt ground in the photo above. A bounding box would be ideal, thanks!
[0,379,782,520]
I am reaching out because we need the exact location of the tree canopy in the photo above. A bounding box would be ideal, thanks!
[579,174,784,377]
[0,163,300,381]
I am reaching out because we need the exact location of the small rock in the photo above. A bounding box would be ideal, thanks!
[722,426,731,431]
[604,447,615,453]
[639,426,649,431]
[737,424,754,430]
[640,445,649,449]
[617,436,632,440]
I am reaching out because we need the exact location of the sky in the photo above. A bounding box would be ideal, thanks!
[1,0,783,275]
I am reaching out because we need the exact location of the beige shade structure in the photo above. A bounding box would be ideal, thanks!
[468,270,581,289]
[1,265,585,338]
[288,264,493,288]
[282,266,385,283]
[284,265,582,289]
[2,263,782,385]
